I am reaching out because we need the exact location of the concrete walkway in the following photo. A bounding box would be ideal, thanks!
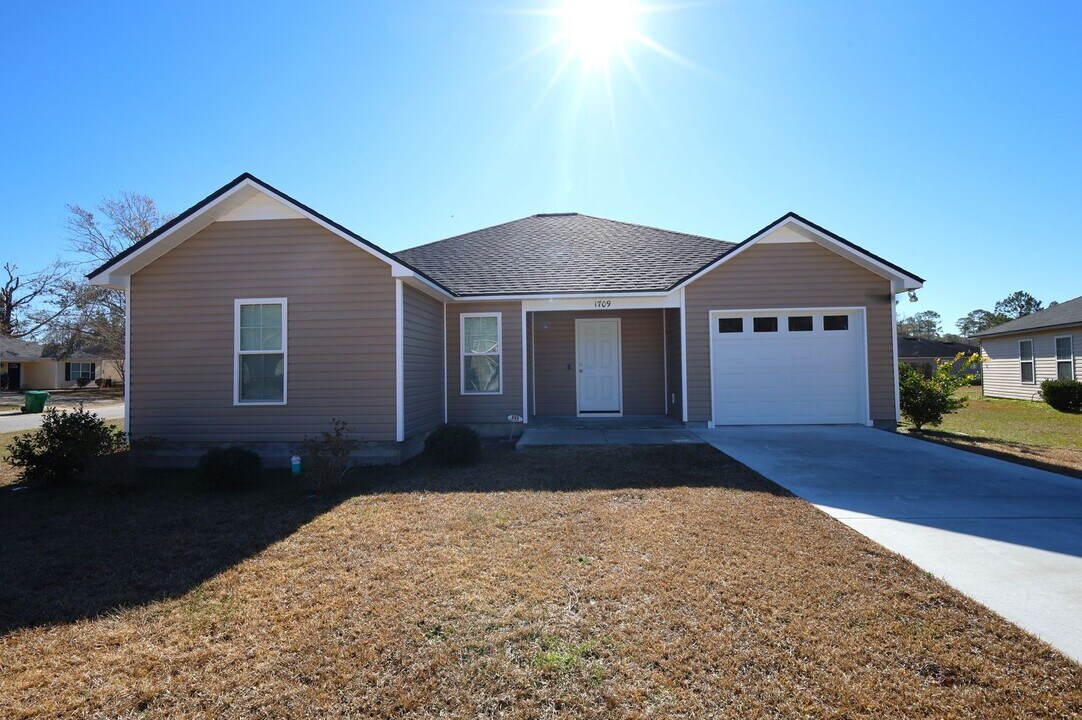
[0,403,124,433]
[694,425,1082,663]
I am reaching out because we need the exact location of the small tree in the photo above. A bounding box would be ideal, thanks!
[899,353,981,431]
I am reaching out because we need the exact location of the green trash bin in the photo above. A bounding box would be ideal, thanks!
[22,390,50,414]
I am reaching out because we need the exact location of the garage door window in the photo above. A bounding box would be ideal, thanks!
[718,318,743,334]
[824,315,849,331]
[788,316,813,332]
[753,317,778,333]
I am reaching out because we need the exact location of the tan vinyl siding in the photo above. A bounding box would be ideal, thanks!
[446,301,524,424]
[981,328,1080,400]
[684,241,896,423]
[402,285,445,437]
[664,307,682,419]
[129,218,398,442]
[531,310,665,416]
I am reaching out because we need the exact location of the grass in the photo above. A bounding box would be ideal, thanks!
[0,445,1078,718]
[902,386,1082,476]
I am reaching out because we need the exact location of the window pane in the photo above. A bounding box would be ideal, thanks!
[824,315,849,331]
[753,317,778,333]
[717,318,743,333]
[464,355,500,393]
[261,303,282,328]
[1021,361,1034,383]
[261,327,283,352]
[1058,361,1074,380]
[1020,341,1033,361]
[788,316,813,332]
[1056,337,1072,361]
[240,353,284,402]
[240,328,259,351]
[464,316,499,354]
[239,304,260,328]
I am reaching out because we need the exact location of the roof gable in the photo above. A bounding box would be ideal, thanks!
[87,173,453,298]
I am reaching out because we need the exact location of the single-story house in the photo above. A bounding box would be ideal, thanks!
[87,174,924,463]
[897,337,980,378]
[973,295,1081,401]
[0,336,121,391]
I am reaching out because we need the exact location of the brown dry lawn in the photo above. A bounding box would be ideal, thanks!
[902,386,1082,478]
[1,445,1079,719]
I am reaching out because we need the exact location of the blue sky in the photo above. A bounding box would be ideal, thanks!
[2,1,1079,331]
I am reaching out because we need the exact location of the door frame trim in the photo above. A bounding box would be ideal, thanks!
[707,306,871,427]
[574,317,623,417]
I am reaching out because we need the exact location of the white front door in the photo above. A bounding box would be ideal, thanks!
[576,318,622,414]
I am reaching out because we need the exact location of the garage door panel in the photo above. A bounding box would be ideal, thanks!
[711,310,865,425]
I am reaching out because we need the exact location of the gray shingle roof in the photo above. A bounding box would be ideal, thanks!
[897,337,978,358]
[394,213,734,295]
[0,336,45,360]
[973,295,1082,338]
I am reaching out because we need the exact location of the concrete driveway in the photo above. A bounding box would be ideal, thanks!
[694,425,1082,663]
[0,403,124,433]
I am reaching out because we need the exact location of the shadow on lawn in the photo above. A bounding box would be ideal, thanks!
[0,445,783,635]
[912,429,1082,480]
[0,471,344,635]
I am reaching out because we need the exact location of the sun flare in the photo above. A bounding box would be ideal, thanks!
[560,0,640,66]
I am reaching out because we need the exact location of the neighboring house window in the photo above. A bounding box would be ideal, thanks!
[1019,340,1034,383]
[64,362,96,381]
[461,313,501,394]
[1056,336,1074,380]
[235,299,287,404]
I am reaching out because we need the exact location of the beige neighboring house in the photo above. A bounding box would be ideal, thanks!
[0,336,121,391]
[974,295,1081,401]
[86,173,924,464]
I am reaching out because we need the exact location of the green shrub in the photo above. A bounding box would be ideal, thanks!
[424,424,481,467]
[197,446,262,489]
[298,419,362,491]
[75,377,91,388]
[6,406,126,484]
[899,353,981,431]
[1040,378,1082,413]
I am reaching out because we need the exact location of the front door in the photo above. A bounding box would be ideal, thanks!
[5,363,20,391]
[575,319,622,414]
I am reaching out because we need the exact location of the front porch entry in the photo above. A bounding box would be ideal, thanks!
[524,299,684,424]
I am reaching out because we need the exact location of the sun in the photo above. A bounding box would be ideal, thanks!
[560,0,640,66]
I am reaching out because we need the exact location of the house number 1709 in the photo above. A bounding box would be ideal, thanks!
[594,300,612,308]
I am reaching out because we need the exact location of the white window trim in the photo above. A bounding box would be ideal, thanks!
[234,297,288,406]
[1019,339,1035,384]
[460,312,503,395]
[1055,335,1074,380]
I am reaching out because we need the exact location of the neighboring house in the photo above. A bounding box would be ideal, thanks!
[0,335,121,390]
[897,337,980,378]
[87,174,923,463]
[973,295,1082,401]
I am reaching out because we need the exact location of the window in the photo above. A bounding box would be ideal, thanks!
[1056,336,1074,380]
[717,318,743,334]
[65,362,96,381]
[461,313,501,394]
[753,317,778,333]
[788,316,813,332]
[235,299,286,404]
[824,315,849,331]
[1019,340,1034,383]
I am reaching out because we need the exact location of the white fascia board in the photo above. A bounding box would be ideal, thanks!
[459,290,674,303]
[674,217,923,292]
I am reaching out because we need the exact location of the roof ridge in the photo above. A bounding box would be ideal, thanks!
[574,212,733,246]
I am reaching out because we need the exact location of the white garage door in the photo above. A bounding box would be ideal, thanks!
[710,309,867,425]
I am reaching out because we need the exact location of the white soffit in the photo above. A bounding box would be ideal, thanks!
[218,193,305,222]
[756,225,812,244]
